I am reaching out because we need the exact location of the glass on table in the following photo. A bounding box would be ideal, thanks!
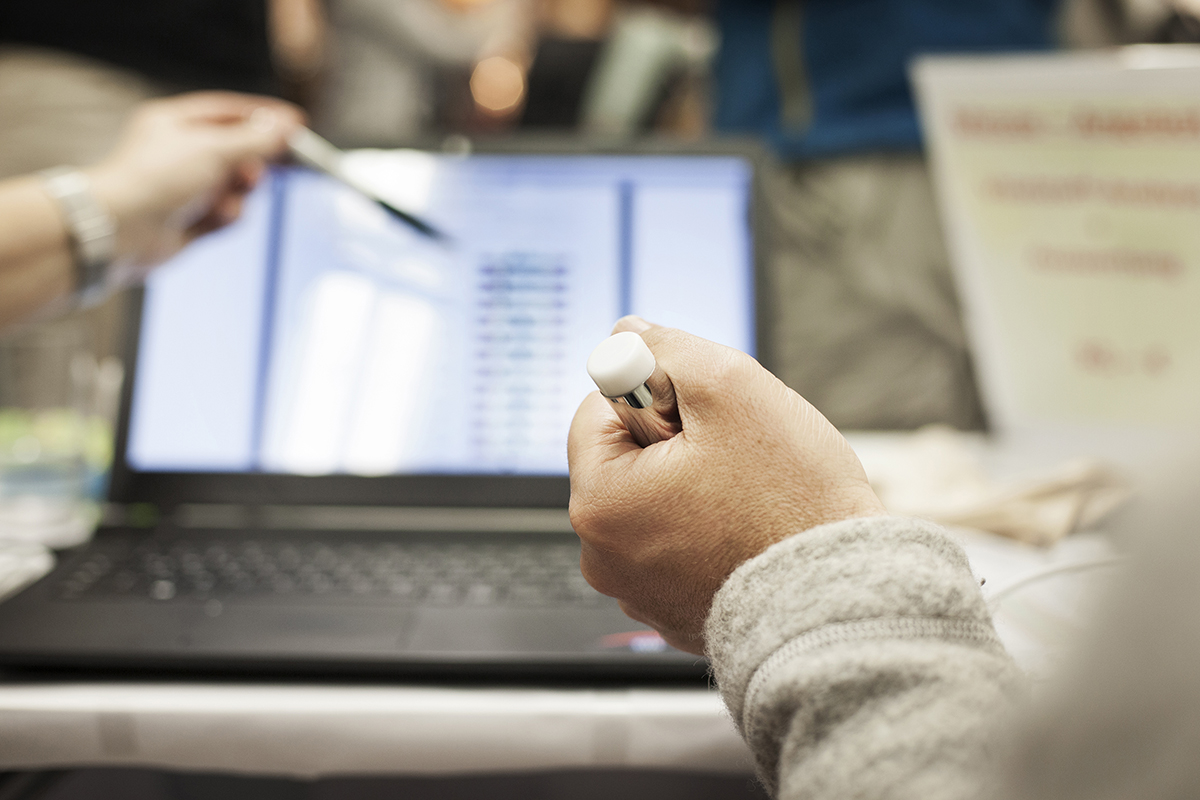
[0,321,122,549]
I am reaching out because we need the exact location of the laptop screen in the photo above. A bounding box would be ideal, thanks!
[123,154,755,479]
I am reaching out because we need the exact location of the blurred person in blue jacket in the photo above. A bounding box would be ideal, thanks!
[714,1,1058,159]
[711,0,1060,432]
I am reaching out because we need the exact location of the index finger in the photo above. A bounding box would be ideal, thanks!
[612,315,657,335]
[154,92,305,126]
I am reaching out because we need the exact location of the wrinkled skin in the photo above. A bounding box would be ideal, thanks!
[568,316,885,655]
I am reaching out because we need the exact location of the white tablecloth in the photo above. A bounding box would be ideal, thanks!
[0,683,751,778]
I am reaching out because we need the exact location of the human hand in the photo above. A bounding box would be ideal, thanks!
[568,317,886,655]
[85,92,304,285]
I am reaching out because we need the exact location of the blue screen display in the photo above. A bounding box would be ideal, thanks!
[126,154,754,476]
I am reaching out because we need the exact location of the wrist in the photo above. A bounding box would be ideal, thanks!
[40,166,119,305]
[704,516,992,715]
[85,161,167,287]
[84,162,138,250]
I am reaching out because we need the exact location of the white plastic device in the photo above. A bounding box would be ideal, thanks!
[587,331,656,409]
[586,331,681,447]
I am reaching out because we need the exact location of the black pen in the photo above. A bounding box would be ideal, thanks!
[286,127,450,243]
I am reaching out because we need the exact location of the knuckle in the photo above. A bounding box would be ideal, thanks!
[706,347,756,386]
[640,325,682,354]
[645,328,758,392]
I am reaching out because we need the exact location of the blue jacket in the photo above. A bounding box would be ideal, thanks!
[714,0,1059,159]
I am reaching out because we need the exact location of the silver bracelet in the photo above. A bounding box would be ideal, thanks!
[40,166,118,306]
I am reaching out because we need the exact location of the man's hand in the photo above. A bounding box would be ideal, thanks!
[85,92,304,284]
[568,317,885,655]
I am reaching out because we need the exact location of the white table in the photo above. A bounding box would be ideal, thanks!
[0,683,751,778]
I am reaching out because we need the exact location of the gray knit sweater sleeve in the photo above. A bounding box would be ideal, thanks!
[705,516,1026,800]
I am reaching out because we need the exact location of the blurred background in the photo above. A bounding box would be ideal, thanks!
[2,0,1199,434]
[3,3,1200,795]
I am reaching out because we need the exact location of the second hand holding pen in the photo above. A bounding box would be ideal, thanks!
[587,331,682,448]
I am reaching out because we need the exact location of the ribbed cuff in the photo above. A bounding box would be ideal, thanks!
[704,516,1000,728]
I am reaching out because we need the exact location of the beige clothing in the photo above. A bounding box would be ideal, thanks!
[706,469,1200,799]
[763,155,986,431]
[706,517,1023,799]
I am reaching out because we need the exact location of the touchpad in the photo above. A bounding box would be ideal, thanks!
[408,606,634,655]
[186,604,417,656]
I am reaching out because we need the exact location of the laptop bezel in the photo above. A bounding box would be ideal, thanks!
[107,137,771,511]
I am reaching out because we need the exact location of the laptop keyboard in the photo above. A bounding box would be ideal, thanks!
[54,538,605,608]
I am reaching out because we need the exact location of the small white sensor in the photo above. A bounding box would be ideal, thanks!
[587,332,656,409]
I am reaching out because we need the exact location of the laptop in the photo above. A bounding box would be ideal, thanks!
[0,143,762,681]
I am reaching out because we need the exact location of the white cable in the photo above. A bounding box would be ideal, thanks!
[986,556,1128,608]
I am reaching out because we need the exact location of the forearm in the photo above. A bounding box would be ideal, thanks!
[706,517,1026,800]
[0,175,76,329]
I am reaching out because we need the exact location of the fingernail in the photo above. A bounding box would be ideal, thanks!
[248,107,277,132]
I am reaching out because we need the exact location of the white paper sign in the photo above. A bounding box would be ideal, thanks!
[914,48,1200,434]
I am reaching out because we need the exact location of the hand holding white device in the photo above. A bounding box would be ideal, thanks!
[587,331,681,447]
